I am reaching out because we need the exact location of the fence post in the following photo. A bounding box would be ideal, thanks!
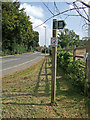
[66,46,69,52]
[73,45,76,63]
[84,46,88,97]
[87,2,90,117]
[87,39,90,117]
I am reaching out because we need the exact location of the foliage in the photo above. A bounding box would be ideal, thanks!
[57,52,85,93]
[58,28,80,49]
[48,45,52,56]
[2,1,39,56]
[41,48,48,53]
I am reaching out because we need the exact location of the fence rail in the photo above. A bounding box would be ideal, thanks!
[58,46,86,52]
[57,45,86,63]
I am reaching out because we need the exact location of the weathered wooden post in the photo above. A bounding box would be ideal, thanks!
[87,1,90,117]
[51,19,57,105]
[84,46,88,97]
[51,19,66,106]
[87,40,90,117]
[73,45,76,63]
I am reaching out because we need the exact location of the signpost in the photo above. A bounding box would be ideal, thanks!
[51,19,66,105]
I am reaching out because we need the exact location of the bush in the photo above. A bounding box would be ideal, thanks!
[57,52,71,70]
[41,48,48,54]
[2,44,29,56]
[57,52,85,93]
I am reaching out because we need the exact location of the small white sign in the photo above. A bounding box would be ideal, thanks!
[51,37,58,47]
[83,52,88,63]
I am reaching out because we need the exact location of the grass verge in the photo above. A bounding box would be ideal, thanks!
[2,56,89,118]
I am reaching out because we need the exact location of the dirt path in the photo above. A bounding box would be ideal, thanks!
[2,56,89,118]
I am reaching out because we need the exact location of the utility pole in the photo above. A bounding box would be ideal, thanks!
[51,19,57,105]
[43,26,46,55]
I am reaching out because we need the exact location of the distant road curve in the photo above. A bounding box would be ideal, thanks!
[0,52,46,76]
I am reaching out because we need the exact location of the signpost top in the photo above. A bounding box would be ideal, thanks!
[53,19,66,30]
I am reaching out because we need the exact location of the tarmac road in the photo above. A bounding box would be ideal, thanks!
[0,52,45,76]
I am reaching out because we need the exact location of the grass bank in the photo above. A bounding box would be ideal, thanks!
[2,56,89,118]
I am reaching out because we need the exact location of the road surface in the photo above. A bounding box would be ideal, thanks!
[0,52,45,76]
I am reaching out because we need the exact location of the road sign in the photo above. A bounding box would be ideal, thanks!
[53,19,66,29]
[58,20,66,29]
[51,37,58,47]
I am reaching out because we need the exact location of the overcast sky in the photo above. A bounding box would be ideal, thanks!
[18,0,90,46]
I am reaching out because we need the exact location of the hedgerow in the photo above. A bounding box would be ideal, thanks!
[57,52,85,93]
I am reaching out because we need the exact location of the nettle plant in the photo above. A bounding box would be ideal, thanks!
[57,52,85,93]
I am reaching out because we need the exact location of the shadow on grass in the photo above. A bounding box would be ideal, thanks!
[33,59,45,93]
[3,102,51,106]
[3,92,50,98]
[33,57,51,97]
[3,57,52,107]
[45,58,50,96]
[3,58,52,106]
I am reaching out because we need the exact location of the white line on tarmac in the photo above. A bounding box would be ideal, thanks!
[2,58,21,63]
[0,52,38,63]
[1,56,42,72]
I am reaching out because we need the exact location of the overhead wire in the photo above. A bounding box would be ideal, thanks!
[54,1,62,19]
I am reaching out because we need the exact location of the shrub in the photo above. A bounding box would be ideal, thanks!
[57,52,85,93]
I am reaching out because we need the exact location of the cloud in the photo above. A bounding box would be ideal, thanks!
[69,4,74,9]
[20,3,51,46]
[20,3,44,18]
[30,16,51,46]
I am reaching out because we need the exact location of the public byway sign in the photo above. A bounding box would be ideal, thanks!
[53,20,66,29]
[51,19,66,47]
[51,37,58,47]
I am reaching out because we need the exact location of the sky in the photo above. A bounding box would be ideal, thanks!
[17,0,90,46]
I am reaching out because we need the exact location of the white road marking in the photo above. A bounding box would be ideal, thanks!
[1,56,41,71]
[0,52,38,63]
[41,54,45,55]
[33,52,37,54]
[2,58,21,63]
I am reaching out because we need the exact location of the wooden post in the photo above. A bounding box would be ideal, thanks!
[51,19,57,105]
[73,45,76,63]
[84,45,88,97]
[87,39,90,117]
[87,2,90,117]
[66,46,69,52]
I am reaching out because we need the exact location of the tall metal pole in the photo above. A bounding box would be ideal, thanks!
[51,19,57,105]
[43,26,46,55]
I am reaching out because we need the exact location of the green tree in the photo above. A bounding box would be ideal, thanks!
[58,28,80,49]
[2,1,39,55]
[33,31,39,48]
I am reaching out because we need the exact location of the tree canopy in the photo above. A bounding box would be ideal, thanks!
[2,1,39,55]
[58,28,80,49]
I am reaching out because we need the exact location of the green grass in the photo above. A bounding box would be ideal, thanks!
[2,56,89,118]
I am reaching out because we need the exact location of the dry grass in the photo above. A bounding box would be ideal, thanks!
[2,56,89,118]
